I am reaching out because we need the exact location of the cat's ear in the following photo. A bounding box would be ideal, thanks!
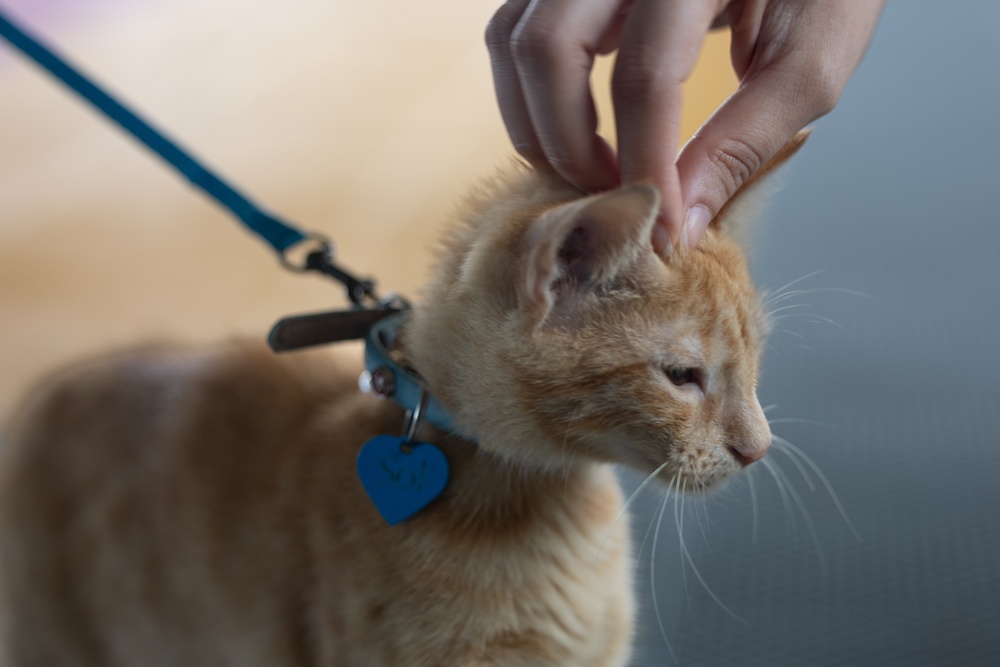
[709,130,810,247]
[523,183,659,321]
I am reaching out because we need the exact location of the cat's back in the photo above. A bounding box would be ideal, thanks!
[0,342,359,666]
[2,341,356,504]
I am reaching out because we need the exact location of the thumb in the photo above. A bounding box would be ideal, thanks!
[676,63,838,246]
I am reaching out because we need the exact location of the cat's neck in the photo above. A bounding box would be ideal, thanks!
[434,426,603,522]
[363,396,620,537]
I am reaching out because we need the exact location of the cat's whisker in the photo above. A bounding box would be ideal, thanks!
[693,495,712,550]
[761,404,779,414]
[696,491,717,558]
[631,486,664,585]
[767,340,813,355]
[768,331,816,353]
[650,486,679,665]
[760,457,794,533]
[764,336,813,352]
[766,286,871,311]
[636,498,678,664]
[763,270,826,305]
[765,303,811,318]
[803,314,845,330]
[774,328,808,342]
[769,437,817,492]
[764,339,786,355]
[763,458,828,575]
[594,459,672,564]
[676,478,748,625]
[770,313,845,331]
[766,289,812,306]
[770,435,860,540]
[747,469,760,544]
[674,478,693,616]
[768,417,855,437]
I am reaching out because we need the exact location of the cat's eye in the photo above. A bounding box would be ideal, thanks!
[664,366,702,389]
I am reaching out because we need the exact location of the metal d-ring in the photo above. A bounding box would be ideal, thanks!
[402,389,430,452]
[377,293,412,312]
[278,231,333,273]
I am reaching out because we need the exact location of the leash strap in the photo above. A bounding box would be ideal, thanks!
[0,9,306,254]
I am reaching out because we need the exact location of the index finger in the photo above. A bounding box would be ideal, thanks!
[508,0,624,192]
[612,0,724,247]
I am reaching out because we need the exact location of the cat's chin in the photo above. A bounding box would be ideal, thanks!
[627,455,746,495]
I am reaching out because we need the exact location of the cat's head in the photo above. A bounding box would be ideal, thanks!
[407,133,807,491]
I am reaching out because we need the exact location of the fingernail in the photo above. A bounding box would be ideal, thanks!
[651,219,671,257]
[682,205,711,248]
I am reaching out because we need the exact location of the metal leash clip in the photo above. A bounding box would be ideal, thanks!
[278,232,379,307]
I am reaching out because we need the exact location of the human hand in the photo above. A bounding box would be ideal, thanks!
[486,0,885,253]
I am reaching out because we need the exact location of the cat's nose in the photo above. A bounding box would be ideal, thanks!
[727,441,769,467]
[727,399,771,466]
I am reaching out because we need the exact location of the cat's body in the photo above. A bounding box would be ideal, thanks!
[0,139,804,665]
[1,343,631,666]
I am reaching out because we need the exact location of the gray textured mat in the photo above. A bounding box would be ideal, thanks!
[627,2,1000,664]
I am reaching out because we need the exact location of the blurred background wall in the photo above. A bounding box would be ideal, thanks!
[0,0,733,416]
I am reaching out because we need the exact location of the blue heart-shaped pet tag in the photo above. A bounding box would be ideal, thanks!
[357,435,450,525]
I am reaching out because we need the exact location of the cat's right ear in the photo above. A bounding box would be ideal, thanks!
[522,183,660,323]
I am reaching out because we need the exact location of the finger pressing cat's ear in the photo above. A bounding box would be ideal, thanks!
[679,128,811,247]
[675,71,814,248]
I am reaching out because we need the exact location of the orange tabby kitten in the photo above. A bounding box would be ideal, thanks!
[0,134,806,666]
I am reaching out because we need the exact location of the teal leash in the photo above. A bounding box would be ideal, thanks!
[0,6,378,307]
[0,7,461,524]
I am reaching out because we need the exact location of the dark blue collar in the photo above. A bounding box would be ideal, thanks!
[363,313,464,437]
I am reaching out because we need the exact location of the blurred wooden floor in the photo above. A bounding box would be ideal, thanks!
[0,0,735,419]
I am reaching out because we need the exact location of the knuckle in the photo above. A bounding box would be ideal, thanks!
[509,23,563,68]
[707,138,765,197]
[803,62,844,117]
[751,2,848,120]
[485,3,520,52]
[784,50,847,119]
[611,46,670,105]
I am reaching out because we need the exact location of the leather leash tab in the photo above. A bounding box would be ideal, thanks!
[268,308,399,352]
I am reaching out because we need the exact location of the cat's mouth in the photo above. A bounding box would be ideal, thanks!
[636,447,751,494]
